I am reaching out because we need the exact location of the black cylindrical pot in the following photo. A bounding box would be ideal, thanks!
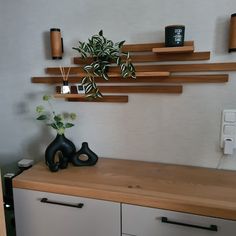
[165,25,185,47]
[71,142,98,166]
[45,134,76,172]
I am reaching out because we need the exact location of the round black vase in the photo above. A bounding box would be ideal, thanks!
[71,142,98,166]
[45,134,76,172]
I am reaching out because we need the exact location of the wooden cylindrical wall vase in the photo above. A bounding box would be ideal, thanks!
[229,13,236,52]
[50,28,63,59]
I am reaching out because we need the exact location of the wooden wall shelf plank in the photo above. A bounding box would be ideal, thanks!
[56,85,183,94]
[32,74,228,84]
[121,41,194,52]
[73,52,210,64]
[46,62,236,75]
[54,94,85,98]
[45,68,170,76]
[68,95,128,103]
[98,85,183,94]
[152,45,194,54]
[54,94,129,103]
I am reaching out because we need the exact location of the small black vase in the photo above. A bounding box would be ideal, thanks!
[45,134,76,172]
[71,142,98,166]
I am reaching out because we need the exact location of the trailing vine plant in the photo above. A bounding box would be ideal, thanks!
[73,30,136,98]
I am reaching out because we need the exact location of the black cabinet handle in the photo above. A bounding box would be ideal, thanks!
[161,217,218,232]
[40,198,84,209]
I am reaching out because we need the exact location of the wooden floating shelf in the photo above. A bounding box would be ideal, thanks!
[32,74,228,84]
[68,95,129,103]
[105,71,170,77]
[98,85,183,94]
[152,45,194,54]
[45,68,170,77]
[54,93,85,99]
[56,85,182,94]
[46,62,236,75]
[121,41,194,52]
[32,40,233,103]
[60,95,128,103]
[73,52,211,64]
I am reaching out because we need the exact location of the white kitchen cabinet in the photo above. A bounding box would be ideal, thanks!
[13,188,120,236]
[122,204,236,236]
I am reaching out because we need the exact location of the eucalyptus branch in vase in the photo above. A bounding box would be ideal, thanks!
[36,95,77,135]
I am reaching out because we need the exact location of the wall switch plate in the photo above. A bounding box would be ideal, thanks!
[220,110,236,152]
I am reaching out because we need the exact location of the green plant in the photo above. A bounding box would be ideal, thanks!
[73,30,136,98]
[36,95,77,135]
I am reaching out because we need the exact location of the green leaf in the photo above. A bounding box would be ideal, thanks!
[121,63,126,72]
[81,77,88,85]
[43,95,51,101]
[116,57,121,65]
[36,115,47,120]
[57,128,65,135]
[85,83,93,93]
[48,123,58,130]
[84,65,93,71]
[70,113,77,120]
[36,105,44,113]
[54,115,62,122]
[102,72,109,81]
[118,40,125,48]
[99,30,103,36]
[56,122,64,128]
[131,72,136,79]
[65,123,74,128]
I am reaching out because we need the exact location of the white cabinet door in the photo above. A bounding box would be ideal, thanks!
[13,188,120,236]
[122,204,236,236]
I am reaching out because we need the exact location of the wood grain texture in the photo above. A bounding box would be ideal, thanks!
[32,74,228,84]
[56,85,183,94]
[98,85,182,93]
[121,41,194,52]
[73,52,211,64]
[152,45,194,54]
[13,158,236,220]
[46,62,236,75]
[67,95,129,103]
[54,94,128,103]
[0,172,6,236]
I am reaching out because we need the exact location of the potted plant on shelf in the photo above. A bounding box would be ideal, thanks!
[72,30,136,98]
[36,95,77,172]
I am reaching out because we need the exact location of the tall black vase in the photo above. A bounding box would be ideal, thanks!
[45,134,76,172]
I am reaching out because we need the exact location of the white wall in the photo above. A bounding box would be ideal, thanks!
[1,0,236,173]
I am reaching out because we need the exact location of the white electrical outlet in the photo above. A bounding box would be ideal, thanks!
[220,110,236,154]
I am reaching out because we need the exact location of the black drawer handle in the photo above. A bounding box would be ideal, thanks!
[161,217,218,232]
[40,198,84,209]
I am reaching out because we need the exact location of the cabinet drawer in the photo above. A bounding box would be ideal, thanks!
[13,188,120,236]
[122,204,236,236]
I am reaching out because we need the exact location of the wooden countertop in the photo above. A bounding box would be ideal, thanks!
[13,158,236,220]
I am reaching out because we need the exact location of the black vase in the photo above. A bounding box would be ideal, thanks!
[45,134,76,172]
[71,142,98,166]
